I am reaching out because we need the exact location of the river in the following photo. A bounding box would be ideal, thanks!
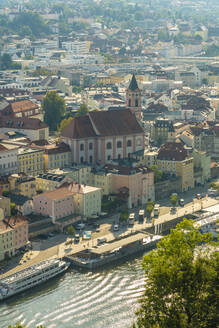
[0,257,145,328]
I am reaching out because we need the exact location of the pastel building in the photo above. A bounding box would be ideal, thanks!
[33,183,101,222]
[61,109,144,165]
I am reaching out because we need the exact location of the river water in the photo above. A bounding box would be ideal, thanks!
[0,257,145,328]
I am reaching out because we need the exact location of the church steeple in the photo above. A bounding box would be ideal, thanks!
[126,74,142,121]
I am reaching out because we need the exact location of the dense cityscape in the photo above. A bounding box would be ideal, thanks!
[0,0,218,327]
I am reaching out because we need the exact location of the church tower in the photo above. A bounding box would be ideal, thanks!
[126,74,142,121]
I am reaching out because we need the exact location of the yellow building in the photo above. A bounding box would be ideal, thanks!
[8,173,36,198]
[89,171,112,195]
[0,220,14,261]
[43,143,71,171]
[0,196,11,217]
[18,147,44,176]
[157,142,194,192]
[36,173,73,192]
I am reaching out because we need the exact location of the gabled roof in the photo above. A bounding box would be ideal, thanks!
[61,109,143,139]
[157,142,188,161]
[128,74,139,91]
[3,100,38,114]
[0,116,48,130]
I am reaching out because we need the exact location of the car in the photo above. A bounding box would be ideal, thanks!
[74,234,80,243]
[97,237,107,245]
[76,223,85,230]
[113,224,119,231]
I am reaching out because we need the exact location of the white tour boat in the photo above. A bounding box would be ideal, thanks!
[0,258,70,301]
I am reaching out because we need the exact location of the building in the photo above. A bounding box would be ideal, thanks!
[193,150,211,186]
[43,143,72,171]
[33,183,101,222]
[151,119,175,145]
[18,147,44,176]
[0,196,10,217]
[35,172,73,192]
[0,116,49,141]
[157,142,194,192]
[126,74,142,120]
[0,143,18,175]
[8,173,36,198]
[61,109,144,165]
[0,215,28,261]
[2,99,43,121]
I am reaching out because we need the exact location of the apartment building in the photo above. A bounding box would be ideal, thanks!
[0,143,18,175]
[8,173,36,198]
[18,147,44,176]
[157,142,194,192]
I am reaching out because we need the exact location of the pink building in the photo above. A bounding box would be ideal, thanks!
[105,164,155,208]
[13,216,29,251]
[33,187,74,222]
[61,74,144,166]
[61,109,144,165]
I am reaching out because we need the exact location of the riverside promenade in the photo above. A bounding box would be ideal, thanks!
[0,196,218,278]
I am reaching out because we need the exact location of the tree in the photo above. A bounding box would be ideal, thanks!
[72,85,82,94]
[150,165,163,183]
[8,324,45,328]
[76,103,89,117]
[2,190,10,197]
[120,211,129,224]
[42,91,66,131]
[133,219,218,328]
[10,202,18,216]
[58,117,73,133]
[0,53,12,69]
[146,200,154,217]
[170,194,178,206]
[66,225,75,236]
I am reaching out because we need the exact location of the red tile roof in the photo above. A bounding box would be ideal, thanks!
[3,100,38,114]
[157,142,188,161]
[61,109,143,139]
[0,116,48,130]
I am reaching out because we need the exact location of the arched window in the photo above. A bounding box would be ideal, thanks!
[80,144,84,151]
[127,140,132,147]
[106,142,112,149]
[117,141,122,148]
[89,142,93,150]
[80,156,84,163]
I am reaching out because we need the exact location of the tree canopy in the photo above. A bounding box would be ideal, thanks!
[170,194,178,206]
[0,53,21,70]
[133,219,218,328]
[58,117,73,133]
[76,103,89,117]
[42,91,66,131]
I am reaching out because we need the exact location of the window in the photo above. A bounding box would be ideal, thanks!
[137,138,142,146]
[127,140,132,147]
[128,99,131,107]
[89,143,93,150]
[89,155,93,164]
[80,156,84,163]
[80,144,84,151]
[107,155,111,161]
[106,142,112,150]
[118,154,121,159]
[135,99,138,107]
[117,141,122,148]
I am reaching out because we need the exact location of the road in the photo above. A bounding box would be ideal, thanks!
[0,195,218,278]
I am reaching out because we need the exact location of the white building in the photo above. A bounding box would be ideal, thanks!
[0,143,18,175]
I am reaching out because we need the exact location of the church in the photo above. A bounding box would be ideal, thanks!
[61,74,144,165]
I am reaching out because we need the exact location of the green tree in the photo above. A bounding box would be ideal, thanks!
[146,200,154,217]
[120,211,129,223]
[58,117,73,133]
[10,202,18,216]
[8,324,45,328]
[72,85,82,94]
[0,53,12,69]
[76,103,89,117]
[170,194,178,206]
[2,190,10,197]
[66,225,75,236]
[133,219,218,328]
[42,91,66,131]
[150,165,162,183]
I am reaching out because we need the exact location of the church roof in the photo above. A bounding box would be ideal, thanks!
[128,74,139,91]
[61,109,143,139]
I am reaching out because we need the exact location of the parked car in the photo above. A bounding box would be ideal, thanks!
[113,224,119,231]
[74,234,80,243]
[97,237,107,245]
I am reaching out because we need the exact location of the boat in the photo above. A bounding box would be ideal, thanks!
[0,258,70,301]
